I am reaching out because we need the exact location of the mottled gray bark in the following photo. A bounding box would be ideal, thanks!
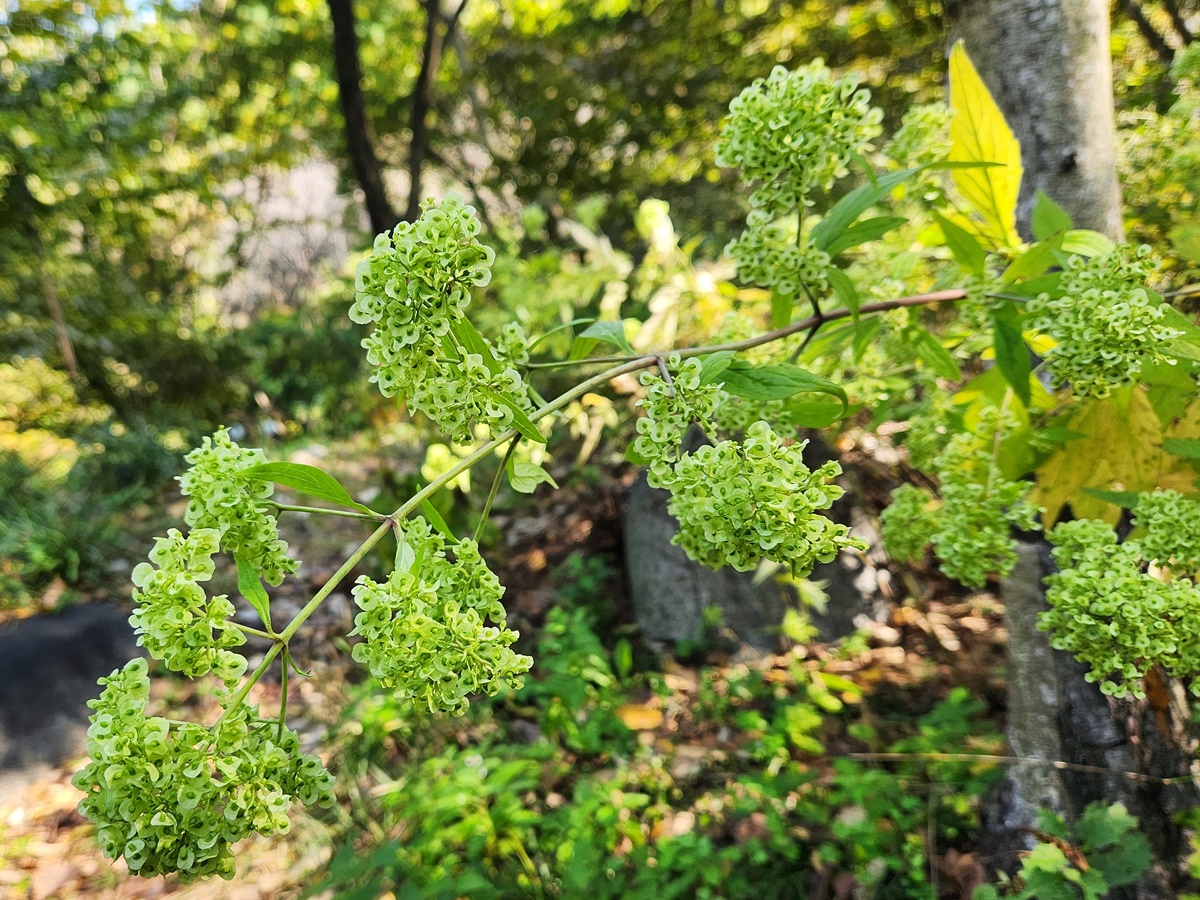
[947,0,1125,239]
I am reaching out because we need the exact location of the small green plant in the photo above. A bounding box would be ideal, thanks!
[974,802,1152,900]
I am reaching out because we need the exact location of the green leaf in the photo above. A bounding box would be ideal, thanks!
[912,330,962,381]
[235,553,272,631]
[1031,190,1073,240]
[1061,229,1116,256]
[770,291,793,328]
[698,350,736,386]
[826,268,860,319]
[852,317,883,363]
[787,398,860,428]
[933,211,987,276]
[508,460,558,493]
[1002,235,1063,283]
[1081,488,1141,509]
[948,41,1023,250]
[528,317,595,353]
[823,216,908,257]
[991,309,1032,407]
[721,361,848,410]
[1159,305,1200,363]
[810,168,919,252]
[1162,437,1200,459]
[420,498,455,540]
[241,462,376,514]
[451,317,502,375]
[999,272,1062,299]
[483,390,547,444]
[578,320,634,355]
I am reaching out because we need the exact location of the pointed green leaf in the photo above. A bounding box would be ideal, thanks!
[508,460,559,493]
[948,41,1023,250]
[811,169,918,252]
[235,553,272,631]
[786,398,860,428]
[1002,235,1063,283]
[1061,229,1116,257]
[826,268,860,319]
[578,320,634,355]
[991,311,1032,407]
[721,361,848,410]
[823,216,908,257]
[528,317,595,353]
[1030,190,1072,241]
[912,330,962,381]
[451,317,502,375]
[770,291,793,328]
[241,462,377,515]
[1162,437,1200,459]
[420,498,455,540]
[852,317,883,363]
[698,350,736,386]
[484,390,547,444]
[933,211,987,276]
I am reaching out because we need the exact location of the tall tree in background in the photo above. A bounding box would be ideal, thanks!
[949,2,1194,892]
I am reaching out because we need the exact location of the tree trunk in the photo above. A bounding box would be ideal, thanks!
[326,0,399,236]
[948,4,1197,893]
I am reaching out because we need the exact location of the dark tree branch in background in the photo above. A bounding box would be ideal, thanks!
[327,0,399,235]
[1123,0,1176,63]
[1160,0,1195,44]
[404,0,469,222]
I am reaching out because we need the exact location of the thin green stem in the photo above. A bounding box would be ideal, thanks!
[278,647,290,741]
[268,501,386,522]
[476,436,520,543]
[232,622,276,641]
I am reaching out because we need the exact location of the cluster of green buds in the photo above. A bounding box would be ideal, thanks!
[350,516,531,715]
[633,356,863,574]
[350,197,534,444]
[1027,245,1179,398]
[881,413,1040,588]
[73,659,334,882]
[1041,504,1200,698]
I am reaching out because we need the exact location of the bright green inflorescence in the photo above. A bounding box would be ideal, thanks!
[1132,488,1200,575]
[350,517,532,715]
[350,197,534,444]
[716,61,881,312]
[72,659,334,882]
[1027,245,1180,398]
[129,527,246,683]
[879,483,940,565]
[666,419,862,573]
[1041,512,1200,698]
[179,427,298,586]
[633,358,863,575]
[882,418,1040,588]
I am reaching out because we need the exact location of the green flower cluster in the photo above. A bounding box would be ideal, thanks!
[630,356,722,487]
[1027,246,1179,398]
[715,62,880,312]
[129,528,246,683]
[350,517,531,714]
[879,484,939,564]
[1041,517,1200,698]
[724,212,832,306]
[1133,489,1200,575]
[179,428,297,586]
[665,419,863,573]
[350,197,534,443]
[72,659,334,882]
[715,61,882,208]
[882,423,1040,588]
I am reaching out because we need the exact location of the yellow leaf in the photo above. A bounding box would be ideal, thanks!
[616,703,663,731]
[1032,388,1199,527]
[948,42,1023,251]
